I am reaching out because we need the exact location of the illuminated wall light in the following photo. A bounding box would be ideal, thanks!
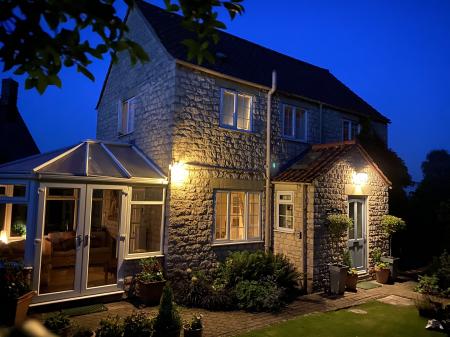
[170,162,188,184]
[353,172,368,186]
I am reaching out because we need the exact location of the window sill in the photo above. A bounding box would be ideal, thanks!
[124,252,164,260]
[274,228,295,234]
[212,240,264,247]
[219,124,253,134]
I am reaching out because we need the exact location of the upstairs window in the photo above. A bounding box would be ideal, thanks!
[343,120,360,141]
[118,97,136,135]
[282,104,307,141]
[220,89,252,131]
[275,191,294,231]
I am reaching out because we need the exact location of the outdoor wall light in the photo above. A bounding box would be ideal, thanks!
[352,172,368,186]
[170,162,188,184]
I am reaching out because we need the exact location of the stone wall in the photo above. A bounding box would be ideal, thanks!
[312,148,389,290]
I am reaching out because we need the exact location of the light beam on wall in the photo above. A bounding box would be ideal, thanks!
[352,172,368,186]
[170,162,188,184]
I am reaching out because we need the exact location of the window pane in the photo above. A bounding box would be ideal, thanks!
[349,202,355,240]
[279,194,292,201]
[132,187,164,201]
[248,193,260,239]
[48,188,78,197]
[279,204,293,229]
[357,202,363,239]
[294,109,306,140]
[343,121,350,141]
[129,204,162,254]
[283,105,293,137]
[0,185,26,197]
[0,186,5,196]
[0,203,27,262]
[215,192,227,240]
[237,95,251,130]
[230,192,245,240]
[10,204,27,237]
[221,91,235,126]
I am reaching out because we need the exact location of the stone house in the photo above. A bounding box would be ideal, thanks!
[0,1,391,305]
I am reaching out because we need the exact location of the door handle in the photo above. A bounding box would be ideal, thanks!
[76,235,82,247]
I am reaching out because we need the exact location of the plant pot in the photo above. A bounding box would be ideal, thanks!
[137,280,166,305]
[375,268,390,284]
[155,328,181,337]
[0,291,36,326]
[329,264,348,295]
[184,328,203,337]
[346,273,358,292]
[381,256,399,281]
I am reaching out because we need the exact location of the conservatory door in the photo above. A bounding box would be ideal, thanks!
[348,198,367,271]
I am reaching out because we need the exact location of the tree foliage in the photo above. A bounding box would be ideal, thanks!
[0,0,245,94]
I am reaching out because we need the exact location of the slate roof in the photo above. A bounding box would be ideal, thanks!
[273,140,390,184]
[135,1,389,123]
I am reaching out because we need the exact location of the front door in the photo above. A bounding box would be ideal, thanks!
[348,198,366,271]
[35,183,128,302]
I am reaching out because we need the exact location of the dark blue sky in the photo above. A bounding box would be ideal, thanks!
[5,0,450,181]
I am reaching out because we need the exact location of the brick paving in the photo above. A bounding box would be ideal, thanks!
[61,278,427,337]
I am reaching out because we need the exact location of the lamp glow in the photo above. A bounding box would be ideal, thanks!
[170,162,188,184]
[0,231,8,244]
[353,172,368,186]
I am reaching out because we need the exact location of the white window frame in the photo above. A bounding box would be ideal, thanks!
[124,186,165,259]
[275,191,295,232]
[0,181,30,242]
[213,190,262,243]
[118,97,136,136]
[219,89,253,132]
[342,119,360,141]
[281,104,308,142]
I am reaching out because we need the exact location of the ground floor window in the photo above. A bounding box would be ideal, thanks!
[275,191,294,231]
[214,191,261,242]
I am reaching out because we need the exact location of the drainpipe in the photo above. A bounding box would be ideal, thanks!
[265,70,277,253]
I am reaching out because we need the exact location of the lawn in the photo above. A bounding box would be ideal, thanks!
[238,301,443,337]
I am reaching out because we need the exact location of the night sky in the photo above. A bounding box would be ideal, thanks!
[3,0,450,182]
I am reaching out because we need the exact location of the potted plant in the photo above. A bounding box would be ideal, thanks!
[183,314,203,337]
[374,262,390,284]
[135,257,166,305]
[343,250,358,292]
[0,261,36,326]
[153,284,182,337]
[96,315,124,337]
[44,311,72,337]
[123,311,153,337]
[380,215,406,281]
[326,214,353,295]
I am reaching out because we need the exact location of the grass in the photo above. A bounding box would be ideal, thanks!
[238,301,443,337]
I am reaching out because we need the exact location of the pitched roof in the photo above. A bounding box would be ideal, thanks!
[273,140,391,184]
[135,1,389,123]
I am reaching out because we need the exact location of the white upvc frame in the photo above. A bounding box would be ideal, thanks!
[281,104,308,142]
[123,186,165,259]
[118,96,137,136]
[219,88,254,132]
[213,190,262,243]
[342,119,361,141]
[275,191,295,233]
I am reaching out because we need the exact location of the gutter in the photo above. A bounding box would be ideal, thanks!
[265,70,277,252]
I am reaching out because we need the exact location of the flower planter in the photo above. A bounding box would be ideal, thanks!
[346,273,358,292]
[381,256,399,281]
[375,269,390,284]
[329,264,348,295]
[0,291,36,326]
[137,280,166,305]
[184,328,203,337]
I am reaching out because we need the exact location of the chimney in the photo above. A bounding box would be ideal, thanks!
[1,78,19,106]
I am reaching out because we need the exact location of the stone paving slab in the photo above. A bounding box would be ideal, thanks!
[66,280,420,337]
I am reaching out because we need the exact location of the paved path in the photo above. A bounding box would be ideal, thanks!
[67,279,424,337]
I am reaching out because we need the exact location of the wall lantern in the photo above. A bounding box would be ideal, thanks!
[170,162,188,184]
[352,172,368,186]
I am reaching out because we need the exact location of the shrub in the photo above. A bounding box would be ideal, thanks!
[72,325,94,337]
[43,311,71,335]
[153,284,182,337]
[183,314,203,331]
[235,279,283,312]
[326,214,353,238]
[136,257,165,283]
[415,295,443,319]
[416,275,440,295]
[381,215,406,236]
[96,315,124,337]
[123,311,152,337]
[416,251,450,298]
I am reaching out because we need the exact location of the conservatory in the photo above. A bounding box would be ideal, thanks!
[0,140,167,304]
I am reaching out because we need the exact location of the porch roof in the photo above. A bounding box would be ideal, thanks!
[273,141,391,185]
[0,140,167,184]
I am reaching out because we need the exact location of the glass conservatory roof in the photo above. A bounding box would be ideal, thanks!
[0,140,167,183]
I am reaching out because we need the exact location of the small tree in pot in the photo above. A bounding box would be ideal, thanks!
[135,257,166,305]
[326,214,353,295]
[183,314,203,337]
[153,284,182,337]
[380,215,406,280]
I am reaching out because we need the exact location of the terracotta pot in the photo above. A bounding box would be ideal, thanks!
[137,280,166,305]
[0,291,36,326]
[381,256,400,281]
[184,328,203,337]
[375,269,390,284]
[346,273,358,291]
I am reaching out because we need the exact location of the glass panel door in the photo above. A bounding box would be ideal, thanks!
[348,198,366,271]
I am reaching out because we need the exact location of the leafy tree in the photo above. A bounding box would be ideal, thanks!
[0,0,244,94]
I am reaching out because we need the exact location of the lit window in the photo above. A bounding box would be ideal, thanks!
[118,97,137,135]
[343,120,360,141]
[282,104,307,141]
[214,191,261,242]
[276,192,294,230]
[128,187,164,256]
[220,89,252,131]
